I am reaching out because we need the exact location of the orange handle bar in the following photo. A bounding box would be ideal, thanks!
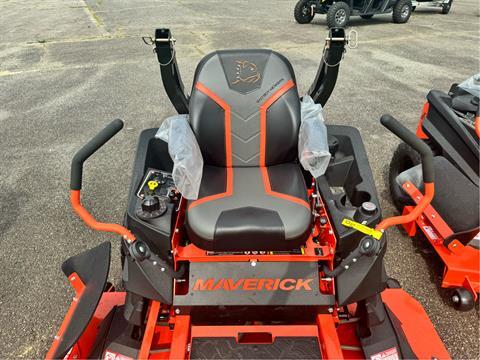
[376,183,434,232]
[376,114,436,234]
[69,119,136,242]
[71,190,136,242]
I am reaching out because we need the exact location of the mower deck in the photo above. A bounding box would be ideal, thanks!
[401,181,479,299]
[54,288,449,360]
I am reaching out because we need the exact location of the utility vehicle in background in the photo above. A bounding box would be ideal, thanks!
[294,0,413,27]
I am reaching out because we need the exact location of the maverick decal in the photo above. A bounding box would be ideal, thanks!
[175,262,329,306]
[193,278,314,291]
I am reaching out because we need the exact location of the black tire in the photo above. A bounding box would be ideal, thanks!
[451,288,475,311]
[294,0,314,24]
[441,0,452,14]
[392,0,413,23]
[411,5,416,11]
[360,14,374,19]
[388,142,421,212]
[386,278,402,289]
[327,2,351,28]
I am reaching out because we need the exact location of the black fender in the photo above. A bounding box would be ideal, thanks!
[47,242,111,359]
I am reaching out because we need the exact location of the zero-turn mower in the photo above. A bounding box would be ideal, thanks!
[46,28,449,359]
[389,77,479,311]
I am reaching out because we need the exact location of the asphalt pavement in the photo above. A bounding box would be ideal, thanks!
[0,0,478,358]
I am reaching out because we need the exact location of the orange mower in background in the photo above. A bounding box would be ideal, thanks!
[46,28,450,359]
[389,76,479,311]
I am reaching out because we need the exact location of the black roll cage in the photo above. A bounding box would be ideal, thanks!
[151,27,349,114]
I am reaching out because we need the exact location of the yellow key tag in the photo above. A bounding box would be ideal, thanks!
[147,180,159,191]
[341,219,383,240]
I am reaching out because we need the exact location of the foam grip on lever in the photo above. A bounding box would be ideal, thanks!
[380,114,434,183]
[70,119,124,190]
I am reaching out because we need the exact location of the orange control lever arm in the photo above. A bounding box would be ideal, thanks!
[71,190,135,242]
[376,183,434,232]
[375,115,435,233]
[69,119,135,242]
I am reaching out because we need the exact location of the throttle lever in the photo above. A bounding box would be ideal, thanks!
[323,236,381,278]
[128,240,185,279]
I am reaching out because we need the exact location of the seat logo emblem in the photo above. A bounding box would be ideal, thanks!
[232,60,261,85]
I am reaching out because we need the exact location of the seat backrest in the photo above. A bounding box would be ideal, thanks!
[189,49,301,167]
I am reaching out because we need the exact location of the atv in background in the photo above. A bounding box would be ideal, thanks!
[294,0,413,27]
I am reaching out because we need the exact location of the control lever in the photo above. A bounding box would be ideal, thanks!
[376,114,435,232]
[130,240,151,261]
[70,119,136,242]
[323,236,381,278]
[128,240,185,279]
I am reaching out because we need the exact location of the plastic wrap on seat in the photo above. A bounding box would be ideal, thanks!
[298,95,331,178]
[458,73,480,98]
[155,115,203,200]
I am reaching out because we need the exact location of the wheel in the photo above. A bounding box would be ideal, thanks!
[386,278,402,289]
[360,14,374,19]
[412,5,416,11]
[441,0,452,14]
[392,0,413,23]
[294,0,314,24]
[388,142,421,212]
[451,288,474,311]
[326,2,351,28]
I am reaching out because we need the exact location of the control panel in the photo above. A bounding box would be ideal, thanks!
[136,169,177,221]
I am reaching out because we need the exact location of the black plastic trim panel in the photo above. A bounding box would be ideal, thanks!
[124,128,175,258]
[318,125,382,257]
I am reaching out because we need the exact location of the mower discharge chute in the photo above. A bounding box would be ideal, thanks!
[47,28,449,360]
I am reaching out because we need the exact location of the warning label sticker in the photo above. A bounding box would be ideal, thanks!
[104,350,133,360]
[423,225,438,240]
[370,347,400,360]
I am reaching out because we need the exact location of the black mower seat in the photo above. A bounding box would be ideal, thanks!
[396,156,479,246]
[187,164,311,251]
[185,49,312,251]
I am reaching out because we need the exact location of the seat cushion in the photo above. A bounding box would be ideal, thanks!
[186,163,312,251]
[396,156,479,236]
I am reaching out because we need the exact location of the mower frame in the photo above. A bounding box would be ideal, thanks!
[401,182,479,302]
[47,112,450,359]
[46,28,451,360]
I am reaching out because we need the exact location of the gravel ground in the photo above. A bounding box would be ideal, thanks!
[0,0,478,358]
